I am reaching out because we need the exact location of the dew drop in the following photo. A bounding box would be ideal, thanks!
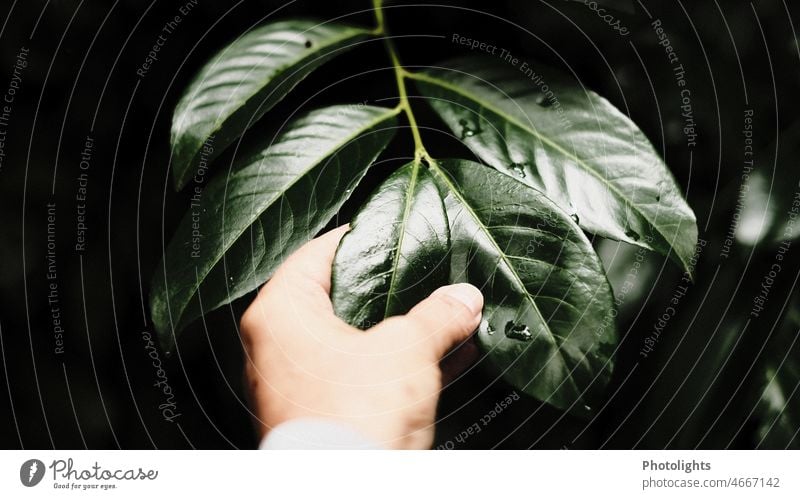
[304,39,313,48]
[570,213,580,224]
[584,405,591,412]
[536,94,553,107]
[458,118,481,139]
[656,194,661,202]
[504,321,533,341]
[510,162,527,178]
[481,320,496,336]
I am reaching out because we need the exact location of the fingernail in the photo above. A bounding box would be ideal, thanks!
[435,283,484,316]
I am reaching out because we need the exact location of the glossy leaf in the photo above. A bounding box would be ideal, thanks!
[178,220,266,332]
[413,57,698,273]
[432,159,616,417]
[331,162,449,329]
[151,105,398,351]
[170,20,371,189]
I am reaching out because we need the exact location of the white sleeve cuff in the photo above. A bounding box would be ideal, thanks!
[259,418,383,450]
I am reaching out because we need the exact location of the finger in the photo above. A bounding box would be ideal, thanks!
[401,283,483,360]
[278,224,350,294]
[242,225,350,337]
[440,338,479,386]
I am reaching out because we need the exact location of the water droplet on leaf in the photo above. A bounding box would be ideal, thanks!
[510,163,527,178]
[458,118,481,139]
[536,94,553,107]
[304,40,313,48]
[571,213,580,224]
[504,321,532,341]
[584,405,591,412]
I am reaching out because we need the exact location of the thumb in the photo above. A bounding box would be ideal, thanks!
[402,283,484,360]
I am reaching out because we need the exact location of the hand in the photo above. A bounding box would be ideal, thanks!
[240,225,483,449]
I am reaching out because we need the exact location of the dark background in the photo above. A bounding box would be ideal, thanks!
[1,0,798,449]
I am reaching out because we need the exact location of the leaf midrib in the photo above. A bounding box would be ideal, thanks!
[175,23,371,175]
[205,25,369,132]
[411,70,691,272]
[383,162,420,319]
[431,162,582,394]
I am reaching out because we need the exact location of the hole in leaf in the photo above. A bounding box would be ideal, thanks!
[504,321,532,341]
[625,228,641,241]
[510,162,527,178]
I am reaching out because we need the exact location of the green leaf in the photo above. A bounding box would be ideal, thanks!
[151,104,398,351]
[170,20,372,190]
[757,363,800,449]
[412,56,698,273]
[431,159,616,417]
[756,306,800,449]
[331,162,450,329]
[178,220,266,332]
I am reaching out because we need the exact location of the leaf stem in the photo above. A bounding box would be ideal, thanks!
[371,0,385,34]
[374,0,431,164]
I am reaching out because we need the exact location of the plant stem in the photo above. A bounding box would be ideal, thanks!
[373,0,431,164]
[372,0,385,34]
